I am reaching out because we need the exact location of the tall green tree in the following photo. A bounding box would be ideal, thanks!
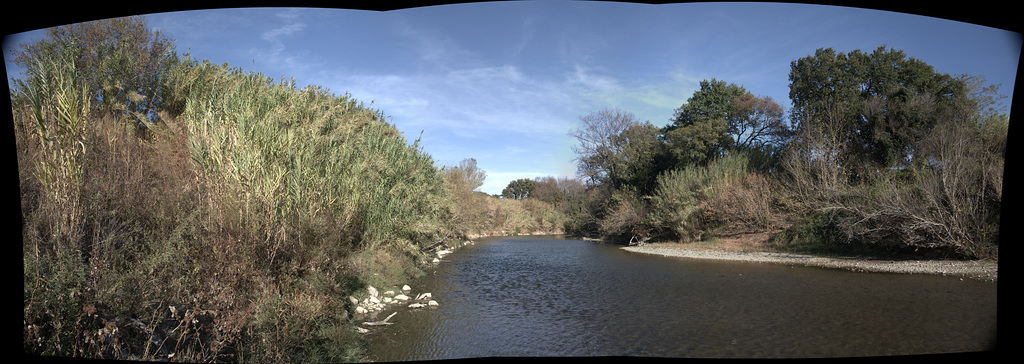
[611,121,672,195]
[663,79,748,168]
[787,46,969,180]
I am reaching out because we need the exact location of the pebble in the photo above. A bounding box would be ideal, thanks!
[354,243,471,333]
[622,244,997,281]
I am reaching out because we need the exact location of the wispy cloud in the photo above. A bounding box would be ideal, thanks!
[248,9,311,72]
[261,20,305,58]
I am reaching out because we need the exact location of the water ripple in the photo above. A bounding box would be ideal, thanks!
[365,236,997,359]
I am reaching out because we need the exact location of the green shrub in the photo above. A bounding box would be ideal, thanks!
[648,153,750,241]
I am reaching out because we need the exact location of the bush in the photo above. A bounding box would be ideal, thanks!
[647,153,749,242]
[703,170,779,235]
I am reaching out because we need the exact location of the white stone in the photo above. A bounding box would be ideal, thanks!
[367,286,378,297]
[355,306,367,314]
[402,285,411,291]
[384,290,395,296]
[432,258,440,263]
[368,296,380,304]
[394,294,410,301]
[427,300,439,306]
[383,297,392,303]
[408,303,426,308]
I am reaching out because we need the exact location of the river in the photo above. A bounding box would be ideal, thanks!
[362,235,997,360]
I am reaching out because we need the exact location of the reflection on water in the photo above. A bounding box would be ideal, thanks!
[364,236,996,360]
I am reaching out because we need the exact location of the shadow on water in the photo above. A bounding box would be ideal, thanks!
[364,235,997,360]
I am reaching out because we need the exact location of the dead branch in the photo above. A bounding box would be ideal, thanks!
[362,312,397,326]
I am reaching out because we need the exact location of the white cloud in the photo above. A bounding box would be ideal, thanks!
[567,63,619,92]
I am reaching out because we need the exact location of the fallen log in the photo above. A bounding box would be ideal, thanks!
[363,312,397,326]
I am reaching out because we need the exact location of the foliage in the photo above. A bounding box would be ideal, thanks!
[11,16,175,122]
[16,39,94,358]
[663,79,747,168]
[781,46,1004,258]
[529,176,586,210]
[444,158,487,192]
[611,121,672,195]
[730,93,791,150]
[647,153,752,242]
[788,46,969,181]
[181,68,453,254]
[501,178,536,199]
[598,190,650,242]
[443,158,490,234]
[569,108,641,186]
[569,108,670,194]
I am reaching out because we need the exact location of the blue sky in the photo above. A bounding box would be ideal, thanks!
[5,2,1020,195]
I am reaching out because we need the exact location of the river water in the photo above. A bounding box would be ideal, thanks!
[362,235,997,360]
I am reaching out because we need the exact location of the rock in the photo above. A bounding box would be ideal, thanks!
[367,286,378,297]
[415,292,431,300]
[432,258,440,263]
[427,300,438,306]
[349,296,359,305]
[383,297,392,303]
[355,326,369,334]
[355,306,367,314]
[384,290,395,296]
[402,285,411,291]
[394,294,410,301]
[408,303,426,308]
[368,296,380,304]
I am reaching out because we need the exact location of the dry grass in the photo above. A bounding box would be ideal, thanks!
[659,230,784,253]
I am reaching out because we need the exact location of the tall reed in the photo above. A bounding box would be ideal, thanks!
[17,39,93,357]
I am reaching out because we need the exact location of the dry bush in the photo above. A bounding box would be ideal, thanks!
[598,194,650,242]
[817,117,1002,258]
[704,171,780,236]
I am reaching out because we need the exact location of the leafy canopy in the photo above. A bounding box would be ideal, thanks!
[787,45,969,176]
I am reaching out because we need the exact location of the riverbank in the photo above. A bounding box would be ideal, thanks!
[622,239,998,282]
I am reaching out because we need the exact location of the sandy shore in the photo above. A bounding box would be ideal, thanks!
[622,243,998,282]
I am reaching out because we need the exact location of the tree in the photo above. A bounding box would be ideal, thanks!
[569,108,637,185]
[11,16,175,122]
[787,46,969,181]
[611,121,672,195]
[569,108,670,193]
[501,178,536,200]
[730,94,790,150]
[531,176,587,210]
[443,158,487,192]
[663,79,748,168]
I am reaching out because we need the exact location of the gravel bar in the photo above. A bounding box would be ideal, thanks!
[622,244,998,282]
